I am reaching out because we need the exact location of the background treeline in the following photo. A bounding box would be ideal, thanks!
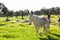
[0,3,60,17]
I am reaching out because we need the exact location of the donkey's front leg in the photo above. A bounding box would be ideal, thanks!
[43,26,46,33]
[35,26,39,36]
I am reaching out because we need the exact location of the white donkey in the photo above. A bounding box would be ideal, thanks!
[28,11,50,35]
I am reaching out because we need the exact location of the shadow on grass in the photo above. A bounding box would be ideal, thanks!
[19,24,25,27]
[48,32,60,37]
[47,35,58,40]
[39,32,59,40]
[40,38,48,40]
[2,34,18,38]
[0,24,6,26]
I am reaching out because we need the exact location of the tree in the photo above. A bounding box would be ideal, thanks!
[34,10,40,15]
[24,9,29,15]
[8,10,14,17]
[40,7,46,15]
[0,3,4,17]
[1,3,10,21]
[2,5,8,17]
[19,10,24,19]
[54,7,60,15]
[15,11,20,18]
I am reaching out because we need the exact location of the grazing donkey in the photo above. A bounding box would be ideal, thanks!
[28,11,50,35]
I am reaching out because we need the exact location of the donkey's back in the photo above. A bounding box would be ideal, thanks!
[32,15,49,26]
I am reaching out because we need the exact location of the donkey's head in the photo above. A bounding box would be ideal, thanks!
[28,11,34,25]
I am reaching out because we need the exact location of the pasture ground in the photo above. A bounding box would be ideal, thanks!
[0,15,60,40]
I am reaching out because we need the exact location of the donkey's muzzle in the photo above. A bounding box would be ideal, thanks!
[29,23,31,25]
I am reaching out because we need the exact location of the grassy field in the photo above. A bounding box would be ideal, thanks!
[0,15,60,40]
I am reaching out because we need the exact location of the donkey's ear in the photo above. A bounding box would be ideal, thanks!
[28,10,29,13]
[27,11,30,15]
[31,11,33,15]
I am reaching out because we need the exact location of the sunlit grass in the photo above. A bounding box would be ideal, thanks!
[0,15,60,40]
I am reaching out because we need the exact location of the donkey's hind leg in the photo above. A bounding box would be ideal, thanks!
[43,24,48,33]
[45,24,50,33]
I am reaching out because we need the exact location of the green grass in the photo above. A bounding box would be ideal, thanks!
[0,16,28,22]
[0,22,39,40]
[0,15,60,40]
